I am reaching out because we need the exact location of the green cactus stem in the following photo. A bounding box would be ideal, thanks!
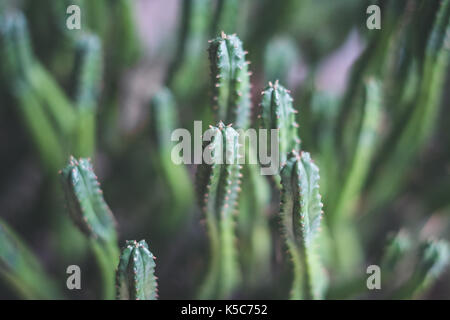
[263,37,300,84]
[259,80,300,170]
[149,87,194,229]
[109,0,141,67]
[237,161,272,291]
[327,79,381,272]
[367,0,450,210]
[71,33,103,158]
[211,0,239,36]
[0,218,61,299]
[166,0,211,99]
[0,11,76,171]
[393,239,449,299]
[208,31,252,129]
[196,122,242,299]
[116,240,158,300]
[280,150,327,299]
[60,156,119,299]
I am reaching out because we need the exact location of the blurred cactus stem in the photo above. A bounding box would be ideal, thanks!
[110,0,141,67]
[149,87,194,229]
[393,239,449,299]
[328,79,382,274]
[368,0,450,210]
[280,151,327,299]
[71,33,103,158]
[116,240,158,300]
[196,122,242,299]
[263,37,300,84]
[211,0,239,36]
[0,10,76,172]
[60,156,119,299]
[166,0,211,99]
[0,218,61,299]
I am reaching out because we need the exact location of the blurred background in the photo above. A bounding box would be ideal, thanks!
[0,0,449,299]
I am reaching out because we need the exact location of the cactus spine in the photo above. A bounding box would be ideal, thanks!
[116,240,158,300]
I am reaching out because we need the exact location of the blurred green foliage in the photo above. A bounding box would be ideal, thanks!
[0,0,449,299]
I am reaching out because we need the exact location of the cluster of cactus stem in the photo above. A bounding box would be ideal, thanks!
[193,30,328,299]
[1,0,450,301]
[1,1,158,300]
[60,157,158,300]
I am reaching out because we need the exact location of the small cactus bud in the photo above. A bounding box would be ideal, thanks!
[116,240,158,300]
[60,156,117,243]
[259,81,300,168]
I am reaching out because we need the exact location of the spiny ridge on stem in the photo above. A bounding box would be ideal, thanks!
[195,121,242,299]
[60,156,117,243]
[259,80,300,168]
[280,150,326,299]
[208,32,251,129]
[116,240,158,300]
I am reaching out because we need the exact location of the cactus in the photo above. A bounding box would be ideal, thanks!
[367,0,450,211]
[237,162,272,290]
[208,32,272,292]
[166,0,211,100]
[1,0,450,302]
[60,156,119,299]
[208,32,252,129]
[263,37,300,84]
[211,0,239,36]
[149,88,194,229]
[0,218,61,299]
[196,121,242,299]
[280,151,326,299]
[71,33,102,158]
[0,12,64,171]
[0,10,79,172]
[259,80,300,170]
[392,239,450,299]
[108,0,141,68]
[116,240,158,300]
[327,79,382,271]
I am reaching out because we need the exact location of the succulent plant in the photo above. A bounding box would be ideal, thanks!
[166,0,211,99]
[195,121,242,299]
[60,156,119,299]
[1,0,449,302]
[208,31,252,130]
[259,80,300,169]
[71,33,102,158]
[116,240,158,300]
[280,150,326,299]
[0,218,61,299]
[149,87,194,229]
